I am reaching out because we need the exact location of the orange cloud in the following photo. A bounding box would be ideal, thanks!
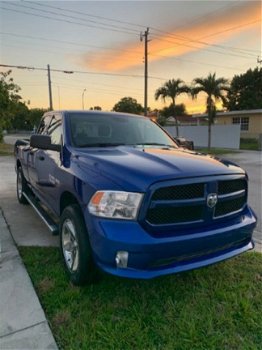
[80,1,261,71]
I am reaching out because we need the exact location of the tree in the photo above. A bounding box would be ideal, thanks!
[112,97,143,115]
[157,104,187,126]
[0,70,28,137]
[90,106,102,110]
[10,102,29,130]
[225,67,262,111]
[155,79,189,137]
[27,108,47,130]
[160,103,187,119]
[191,73,229,151]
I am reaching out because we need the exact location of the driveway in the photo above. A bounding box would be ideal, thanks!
[0,155,58,247]
[0,137,261,250]
[222,151,261,247]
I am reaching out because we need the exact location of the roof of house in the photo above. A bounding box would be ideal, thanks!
[192,109,262,118]
[166,115,195,123]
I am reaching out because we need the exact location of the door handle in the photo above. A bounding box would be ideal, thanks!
[37,156,45,161]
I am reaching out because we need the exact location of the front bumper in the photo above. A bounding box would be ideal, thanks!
[85,206,256,279]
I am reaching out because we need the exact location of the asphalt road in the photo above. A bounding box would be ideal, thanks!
[222,151,261,244]
[1,136,261,250]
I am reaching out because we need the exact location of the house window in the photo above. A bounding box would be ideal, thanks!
[240,117,249,131]
[232,117,249,131]
[232,117,240,124]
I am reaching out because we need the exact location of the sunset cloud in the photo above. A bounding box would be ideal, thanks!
[80,1,261,71]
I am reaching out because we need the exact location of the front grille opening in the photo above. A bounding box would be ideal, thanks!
[152,183,205,201]
[146,205,203,225]
[215,196,246,217]
[218,179,246,195]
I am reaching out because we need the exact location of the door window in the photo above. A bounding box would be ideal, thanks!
[49,123,62,145]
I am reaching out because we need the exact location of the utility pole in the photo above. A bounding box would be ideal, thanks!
[47,64,53,110]
[140,28,150,116]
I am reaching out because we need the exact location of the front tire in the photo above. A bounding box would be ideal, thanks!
[59,204,97,285]
[16,167,29,205]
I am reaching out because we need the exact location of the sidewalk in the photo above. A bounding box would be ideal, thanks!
[253,232,262,253]
[0,210,58,350]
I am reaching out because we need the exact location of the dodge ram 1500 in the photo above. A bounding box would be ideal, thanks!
[15,111,257,285]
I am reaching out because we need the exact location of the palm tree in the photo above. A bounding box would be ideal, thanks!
[155,79,190,137]
[192,73,229,151]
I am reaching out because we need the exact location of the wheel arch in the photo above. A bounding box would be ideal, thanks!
[60,191,82,216]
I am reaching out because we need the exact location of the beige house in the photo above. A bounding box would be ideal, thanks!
[193,109,262,139]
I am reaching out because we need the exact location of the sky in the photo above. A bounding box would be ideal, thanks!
[0,0,261,114]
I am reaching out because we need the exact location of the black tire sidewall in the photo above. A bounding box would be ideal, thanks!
[17,167,28,204]
[59,204,95,285]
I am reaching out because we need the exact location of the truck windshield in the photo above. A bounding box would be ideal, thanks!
[68,112,178,148]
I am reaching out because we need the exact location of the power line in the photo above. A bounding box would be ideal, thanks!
[0,31,142,55]
[149,19,260,60]
[150,27,259,59]
[27,0,254,56]
[0,32,254,72]
[0,5,139,36]
[52,82,143,97]
[0,63,165,80]
[148,1,260,57]
[149,52,247,72]
[1,2,259,77]
[24,0,147,30]
[15,1,140,35]
[51,75,143,93]
[201,19,260,40]
[1,41,140,61]
[160,1,242,33]
[1,2,259,60]
[19,0,260,58]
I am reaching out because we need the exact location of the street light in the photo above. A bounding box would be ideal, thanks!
[82,88,86,110]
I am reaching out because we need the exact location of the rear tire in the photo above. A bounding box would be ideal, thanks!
[59,204,97,285]
[16,167,29,205]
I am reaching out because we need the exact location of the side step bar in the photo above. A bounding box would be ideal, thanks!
[22,191,59,235]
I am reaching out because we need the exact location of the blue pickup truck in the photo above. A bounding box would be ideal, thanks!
[15,110,257,285]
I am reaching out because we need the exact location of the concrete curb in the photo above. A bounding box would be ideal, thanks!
[0,211,58,350]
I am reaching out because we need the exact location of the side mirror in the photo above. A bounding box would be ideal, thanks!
[30,134,61,152]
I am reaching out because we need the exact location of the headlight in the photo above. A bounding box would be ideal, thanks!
[88,191,143,220]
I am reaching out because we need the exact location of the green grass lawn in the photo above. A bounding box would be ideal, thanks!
[0,142,13,156]
[20,247,262,350]
[196,138,260,154]
[240,138,259,151]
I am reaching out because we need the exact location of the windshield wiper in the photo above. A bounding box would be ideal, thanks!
[134,143,177,148]
[78,143,126,148]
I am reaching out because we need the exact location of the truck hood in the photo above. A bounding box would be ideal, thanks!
[74,146,245,192]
